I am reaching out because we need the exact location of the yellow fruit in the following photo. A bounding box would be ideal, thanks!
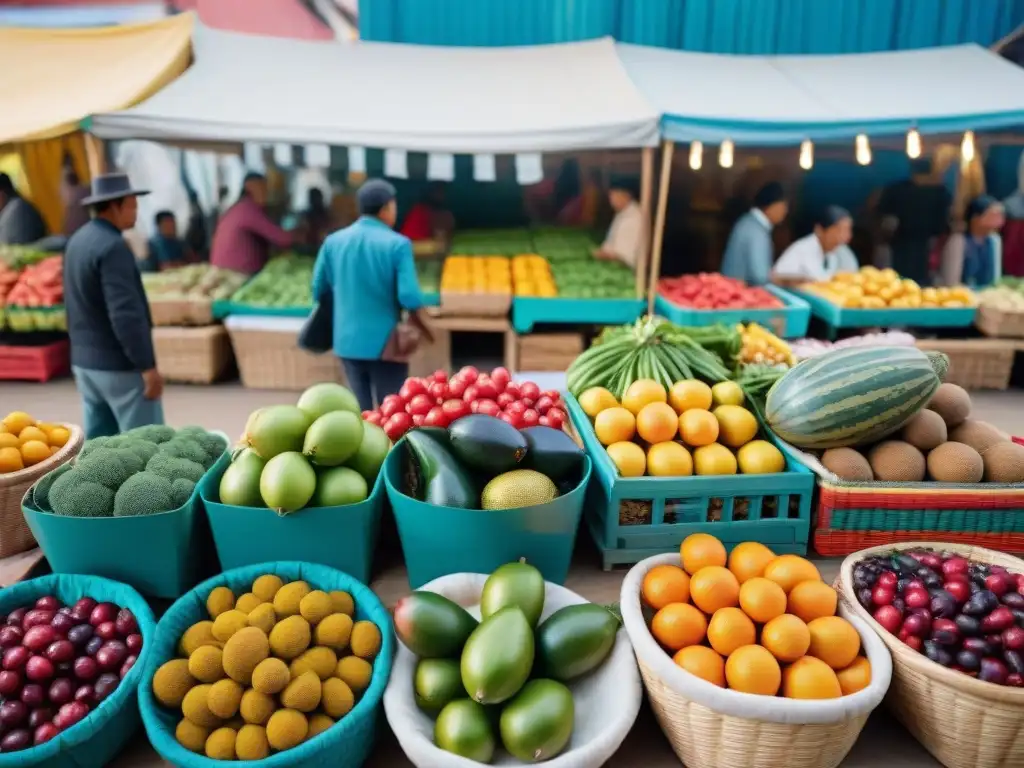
[235,724,270,760]
[678,409,719,447]
[234,593,264,614]
[19,440,51,466]
[651,603,707,651]
[0,434,18,451]
[206,586,236,619]
[642,564,691,610]
[0,447,24,473]
[188,645,225,683]
[680,533,727,574]
[306,713,335,740]
[807,616,861,670]
[728,542,776,584]
[761,614,811,663]
[763,555,821,594]
[736,440,785,474]
[222,627,271,685]
[179,621,219,657]
[672,645,725,687]
[622,379,667,415]
[182,684,221,728]
[335,656,373,692]
[321,677,355,718]
[204,726,237,759]
[329,591,355,617]
[713,405,759,448]
[46,426,70,448]
[690,566,740,614]
[738,577,787,624]
[247,603,277,635]
[636,402,680,444]
[290,647,338,681]
[17,426,47,445]
[578,387,618,418]
[299,591,334,625]
[315,613,354,652]
[606,441,645,477]
[207,678,244,719]
[706,607,756,657]
[693,443,737,476]
[836,656,872,695]
[724,645,781,696]
[281,670,322,712]
[2,412,35,435]
[669,380,713,413]
[252,574,284,603]
[710,381,745,407]
[266,709,308,751]
[350,621,382,660]
[239,689,277,725]
[269,616,312,661]
[153,659,196,708]
[175,718,210,753]
[788,581,838,623]
[782,656,843,700]
[273,581,312,618]
[594,407,636,446]
[212,610,249,642]
[646,442,692,477]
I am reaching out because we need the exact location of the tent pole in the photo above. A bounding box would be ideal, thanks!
[83,135,106,178]
[647,139,674,316]
[636,146,654,299]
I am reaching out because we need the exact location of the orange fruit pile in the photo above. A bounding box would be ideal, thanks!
[641,533,871,699]
[0,411,69,474]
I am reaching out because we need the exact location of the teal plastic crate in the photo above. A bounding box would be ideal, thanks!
[792,288,977,330]
[198,453,385,583]
[564,395,813,569]
[512,297,645,333]
[382,440,591,588]
[213,301,312,318]
[654,285,810,338]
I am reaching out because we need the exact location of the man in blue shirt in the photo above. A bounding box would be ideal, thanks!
[312,179,431,411]
[144,210,188,273]
[720,182,789,286]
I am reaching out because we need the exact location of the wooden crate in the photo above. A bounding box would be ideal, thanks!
[518,332,584,372]
[153,325,234,384]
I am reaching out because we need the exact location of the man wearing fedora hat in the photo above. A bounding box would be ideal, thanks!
[64,172,164,438]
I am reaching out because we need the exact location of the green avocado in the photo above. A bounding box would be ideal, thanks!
[480,561,546,627]
[520,426,584,483]
[414,659,463,714]
[448,414,528,475]
[499,679,575,763]
[393,591,478,659]
[461,606,534,704]
[403,429,477,509]
[434,699,496,763]
[536,603,620,682]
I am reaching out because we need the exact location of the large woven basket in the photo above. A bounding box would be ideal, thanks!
[0,424,83,557]
[621,553,891,768]
[227,326,343,390]
[838,542,1024,768]
[914,338,1015,390]
[153,325,234,384]
[976,304,1024,339]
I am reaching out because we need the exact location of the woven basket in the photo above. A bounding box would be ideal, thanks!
[153,325,234,384]
[976,304,1024,339]
[227,326,343,390]
[621,553,892,768]
[914,339,1015,390]
[0,424,83,558]
[838,542,1024,768]
[148,298,214,327]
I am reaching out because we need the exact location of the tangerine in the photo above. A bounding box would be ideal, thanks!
[807,617,861,670]
[17,426,47,446]
[672,645,725,687]
[724,645,781,696]
[713,405,759,448]
[787,581,838,623]
[594,407,636,446]
[678,409,719,447]
[650,603,708,651]
[46,426,71,449]
[763,555,821,594]
[0,434,18,451]
[622,379,667,415]
[782,656,842,700]
[761,614,811,663]
[2,412,34,436]
[689,566,739,614]
[680,533,727,575]
[0,447,24,474]
[19,441,51,466]
[707,607,756,656]
[668,380,713,414]
[727,541,776,584]
[692,443,737,476]
[642,565,691,610]
[738,577,787,624]
[646,442,692,477]
[836,656,872,696]
[606,441,646,477]
[578,387,618,418]
[636,402,682,444]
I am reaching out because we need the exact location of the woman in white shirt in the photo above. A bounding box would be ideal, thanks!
[594,181,648,269]
[772,206,858,286]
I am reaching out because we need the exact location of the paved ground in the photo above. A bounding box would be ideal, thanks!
[7,379,1024,766]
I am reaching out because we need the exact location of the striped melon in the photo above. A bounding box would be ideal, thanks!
[765,346,949,450]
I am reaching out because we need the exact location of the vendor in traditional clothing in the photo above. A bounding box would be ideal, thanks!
[938,195,1004,288]
[593,180,647,269]
[772,206,857,286]
[720,181,788,286]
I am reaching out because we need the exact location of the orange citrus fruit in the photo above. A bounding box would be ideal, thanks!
[763,555,821,594]
[2,412,34,436]
[680,533,727,575]
[689,566,739,614]
[761,614,811,663]
[713,405,759,448]
[622,379,667,415]
[678,409,719,447]
[46,426,71,448]
[650,603,708,651]
[17,426,47,446]
[738,577,787,624]
[19,441,51,466]
[0,434,19,451]
[606,442,646,477]
[673,645,725,687]
[782,656,843,700]
[578,387,618,418]
[787,581,838,623]
[724,645,781,696]
[636,402,682,444]
[807,617,861,670]
[836,656,872,696]
[669,380,713,414]
[642,565,691,610]
[728,541,776,584]
[707,607,756,657]
[594,407,636,446]
[646,442,692,477]
[0,447,24,474]
[692,443,737,475]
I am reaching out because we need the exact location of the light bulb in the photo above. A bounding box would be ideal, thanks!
[718,140,734,169]
[689,141,703,171]
[961,130,975,163]
[855,134,871,166]
[906,129,922,159]
[799,140,813,170]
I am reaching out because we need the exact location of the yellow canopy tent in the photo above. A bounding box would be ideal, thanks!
[0,13,193,234]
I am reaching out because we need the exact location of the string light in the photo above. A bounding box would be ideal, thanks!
[718,140,734,169]
[855,134,872,166]
[906,129,922,159]
[799,140,814,170]
[961,131,976,164]
[689,141,703,171]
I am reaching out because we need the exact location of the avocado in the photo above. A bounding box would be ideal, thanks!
[520,426,583,482]
[499,679,574,762]
[481,561,546,627]
[536,603,619,682]
[461,607,534,704]
[434,699,496,763]
[394,591,478,659]
[414,658,463,714]
[448,414,528,475]
[403,429,477,509]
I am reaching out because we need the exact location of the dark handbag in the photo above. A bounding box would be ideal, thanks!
[380,313,423,363]
[298,292,333,354]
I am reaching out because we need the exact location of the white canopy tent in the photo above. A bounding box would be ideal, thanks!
[88,25,660,153]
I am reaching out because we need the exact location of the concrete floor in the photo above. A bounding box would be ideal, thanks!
[7,379,1024,767]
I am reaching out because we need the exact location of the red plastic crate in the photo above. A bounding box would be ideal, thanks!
[0,341,70,382]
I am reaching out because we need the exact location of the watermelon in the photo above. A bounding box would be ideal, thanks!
[764,346,949,450]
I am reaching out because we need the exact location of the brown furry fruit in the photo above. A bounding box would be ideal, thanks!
[868,441,926,482]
